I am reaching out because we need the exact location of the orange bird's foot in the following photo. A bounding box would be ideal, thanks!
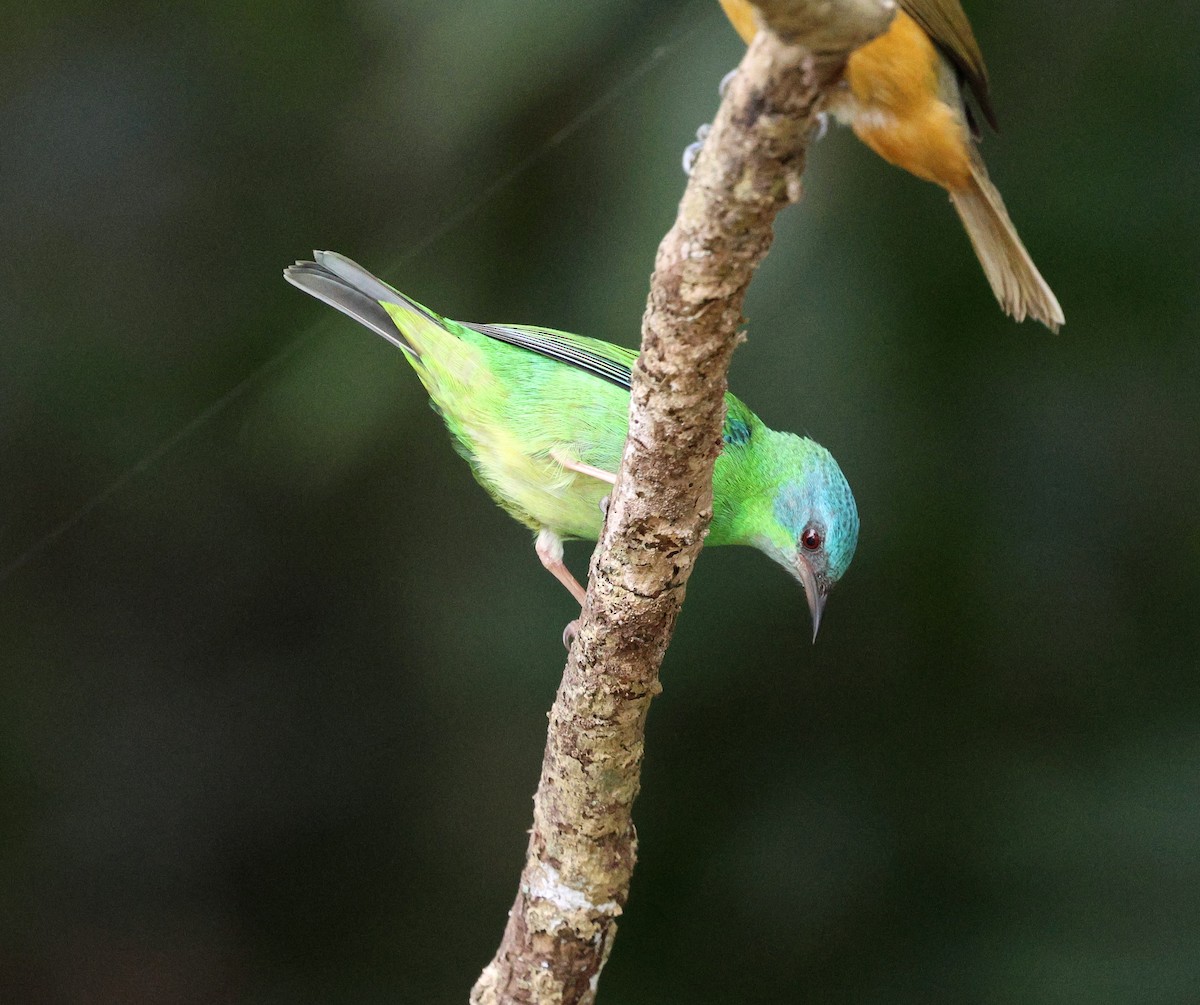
[813,111,830,142]
[682,122,711,175]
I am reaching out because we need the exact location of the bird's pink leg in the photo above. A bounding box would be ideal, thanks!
[549,448,616,485]
[535,529,587,606]
[539,461,614,649]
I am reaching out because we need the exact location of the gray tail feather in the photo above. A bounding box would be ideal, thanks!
[284,251,422,358]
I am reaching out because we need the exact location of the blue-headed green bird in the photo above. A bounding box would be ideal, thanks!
[285,252,859,639]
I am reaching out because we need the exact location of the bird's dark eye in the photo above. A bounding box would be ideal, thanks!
[800,527,822,552]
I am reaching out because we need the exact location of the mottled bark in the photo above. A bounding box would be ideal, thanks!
[470,3,894,1003]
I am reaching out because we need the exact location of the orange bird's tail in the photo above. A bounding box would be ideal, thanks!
[949,162,1064,332]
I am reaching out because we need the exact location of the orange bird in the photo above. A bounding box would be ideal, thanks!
[719,0,1063,331]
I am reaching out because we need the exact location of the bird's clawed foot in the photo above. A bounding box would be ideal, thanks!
[562,618,580,650]
[683,67,741,175]
[682,122,711,176]
[812,111,830,143]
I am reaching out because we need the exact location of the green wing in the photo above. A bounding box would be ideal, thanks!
[464,322,757,446]
[464,323,637,389]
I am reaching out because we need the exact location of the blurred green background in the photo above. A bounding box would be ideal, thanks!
[3,1,1198,1002]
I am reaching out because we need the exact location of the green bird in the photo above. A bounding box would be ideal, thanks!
[285,252,859,639]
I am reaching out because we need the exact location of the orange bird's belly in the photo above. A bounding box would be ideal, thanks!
[837,11,974,191]
[718,0,757,44]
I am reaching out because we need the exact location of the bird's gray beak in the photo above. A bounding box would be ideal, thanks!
[794,556,828,643]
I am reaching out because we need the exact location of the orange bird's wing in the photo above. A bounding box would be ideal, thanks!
[899,0,998,130]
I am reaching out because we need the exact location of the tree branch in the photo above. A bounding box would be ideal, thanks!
[470,3,894,1002]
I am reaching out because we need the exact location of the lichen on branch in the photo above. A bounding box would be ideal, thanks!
[470,3,895,1003]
